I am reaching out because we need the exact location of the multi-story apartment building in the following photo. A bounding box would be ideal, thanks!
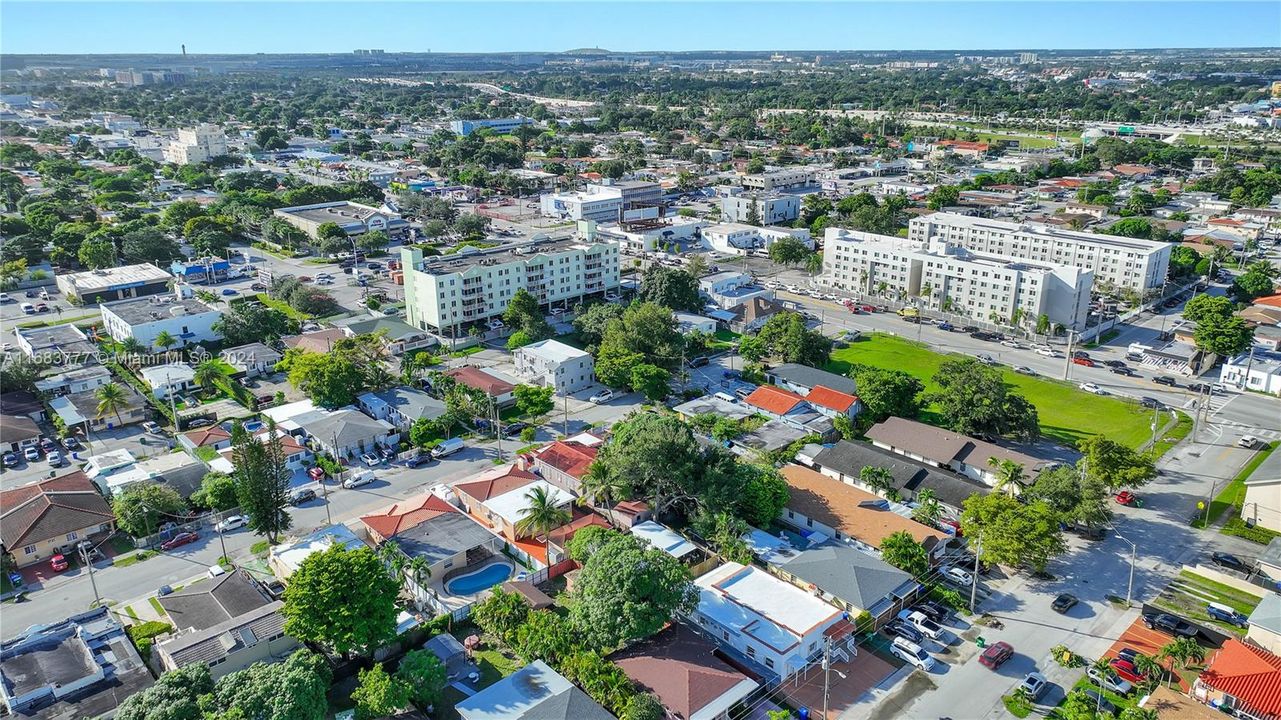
[449,117,534,136]
[401,239,621,335]
[909,212,1169,292]
[721,192,800,224]
[540,181,663,222]
[822,227,1092,330]
[98,291,223,351]
[163,124,228,165]
[741,169,814,192]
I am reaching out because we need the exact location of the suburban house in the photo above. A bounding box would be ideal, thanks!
[1193,639,1281,720]
[700,271,774,310]
[282,329,348,354]
[674,312,718,335]
[139,362,196,400]
[179,425,233,456]
[0,472,115,568]
[779,464,949,561]
[154,570,298,679]
[1241,448,1281,533]
[740,385,837,436]
[753,535,920,625]
[727,296,787,333]
[803,439,989,519]
[443,366,517,408]
[357,387,448,431]
[452,465,575,542]
[456,660,614,720]
[865,416,1047,488]
[529,437,601,494]
[513,339,596,395]
[296,409,398,461]
[219,343,282,378]
[690,561,852,681]
[630,520,712,571]
[208,430,314,475]
[98,293,223,351]
[49,384,148,432]
[766,363,858,397]
[1248,593,1281,655]
[0,413,40,454]
[0,607,154,719]
[344,317,436,356]
[268,524,366,580]
[609,624,759,720]
[33,366,113,397]
[360,492,504,612]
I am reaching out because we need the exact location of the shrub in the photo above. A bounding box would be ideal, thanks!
[1002,691,1033,718]
[126,620,174,661]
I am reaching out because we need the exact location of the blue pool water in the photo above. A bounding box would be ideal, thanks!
[445,562,513,595]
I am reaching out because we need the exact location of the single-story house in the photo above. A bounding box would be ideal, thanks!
[865,416,1048,489]
[0,472,116,568]
[456,660,614,720]
[1192,639,1281,720]
[443,366,517,408]
[296,408,398,461]
[268,524,367,580]
[48,385,148,432]
[344,317,437,356]
[33,366,113,398]
[0,413,41,453]
[766,363,858,397]
[804,439,989,519]
[179,425,233,455]
[357,387,447,431]
[282,329,347,354]
[609,623,759,720]
[139,362,197,400]
[219,343,283,378]
[452,465,575,541]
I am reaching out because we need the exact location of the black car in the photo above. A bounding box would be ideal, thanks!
[937,322,955,331]
[1103,359,1126,368]
[1143,612,1198,638]
[969,331,992,340]
[961,325,979,334]
[1139,397,1163,409]
[405,453,435,468]
[886,619,924,645]
[912,600,950,624]
[1212,552,1249,572]
[1186,382,1210,394]
[1072,350,1090,359]
[687,356,710,368]
[1052,593,1079,613]
[502,422,531,438]
[1111,366,1136,376]
[289,489,316,506]
[1153,375,1178,387]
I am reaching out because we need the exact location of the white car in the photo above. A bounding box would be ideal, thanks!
[786,285,802,294]
[486,319,505,330]
[1035,347,1062,358]
[976,354,997,366]
[604,292,621,302]
[1013,365,1036,376]
[1000,340,1022,349]
[891,637,937,671]
[47,451,63,467]
[942,565,973,587]
[360,452,382,467]
[1079,382,1106,395]
[1238,435,1261,449]
[1018,672,1049,700]
[589,389,614,404]
[215,515,248,532]
[342,470,376,489]
[1087,667,1133,696]
[897,609,945,641]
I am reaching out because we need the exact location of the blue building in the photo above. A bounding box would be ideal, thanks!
[450,118,534,137]
[171,257,231,284]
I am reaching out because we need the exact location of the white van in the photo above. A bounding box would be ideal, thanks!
[342,469,376,489]
[891,637,937,671]
[431,437,465,459]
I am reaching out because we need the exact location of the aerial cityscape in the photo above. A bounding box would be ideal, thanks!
[1,2,1280,720]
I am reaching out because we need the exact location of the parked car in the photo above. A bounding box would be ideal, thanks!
[160,532,200,551]
[1115,491,1138,506]
[50,554,69,572]
[976,354,997,366]
[1238,435,1262,449]
[23,446,40,462]
[1139,397,1163,409]
[1072,351,1090,359]
[142,421,162,434]
[1051,593,1079,613]
[1087,666,1133,695]
[342,470,376,489]
[38,437,55,452]
[186,418,213,429]
[1153,375,1178,387]
[1205,602,1248,627]
[289,488,317,506]
[891,637,937,671]
[46,451,63,467]
[687,356,710,368]
[431,437,465,458]
[405,452,435,468]
[360,452,382,467]
[897,610,945,641]
[589,389,615,404]
[60,436,80,450]
[1117,647,1143,665]
[1072,357,1096,368]
[502,421,531,438]
[942,565,973,586]
[1013,365,1036,375]
[886,619,924,645]
[936,322,954,332]
[1143,612,1198,638]
[157,584,174,597]
[912,601,951,625]
[1018,672,1049,701]
[2,452,18,467]
[1211,552,1249,573]
[1110,366,1137,376]
[215,515,247,532]
[1000,340,1022,349]
[1079,383,1105,395]
[1035,347,1062,358]
[978,641,1014,670]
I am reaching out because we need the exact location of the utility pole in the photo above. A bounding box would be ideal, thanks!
[822,637,832,720]
[1115,533,1137,607]
[1062,330,1076,381]
[216,520,228,566]
[80,544,101,608]
[969,533,982,614]
[562,394,569,436]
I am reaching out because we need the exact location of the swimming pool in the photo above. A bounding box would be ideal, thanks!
[445,561,513,595]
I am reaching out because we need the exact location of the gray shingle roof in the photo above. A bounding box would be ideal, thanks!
[158,570,271,632]
[158,601,287,668]
[767,363,858,395]
[812,440,989,509]
[777,543,917,611]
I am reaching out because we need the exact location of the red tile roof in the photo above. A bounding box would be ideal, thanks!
[453,465,538,502]
[546,509,612,547]
[1199,639,1281,719]
[535,441,598,480]
[610,624,756,720]
[445,366,515,396]
[805,385,859,413]
[1112,164,1154,176]
[184,425,231,447]
[0,472,114,548]
[743,385,806,416]
[1254,294,1281,309]
[360,494,459,540]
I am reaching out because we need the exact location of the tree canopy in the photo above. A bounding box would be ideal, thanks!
[927,359,1040,441]
[281,544,400,656]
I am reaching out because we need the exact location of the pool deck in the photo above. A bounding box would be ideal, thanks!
[427,558,514,614]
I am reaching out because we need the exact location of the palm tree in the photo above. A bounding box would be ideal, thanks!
[119,337,146,356]
[406,556,432,610]
[912,488,944,526]
[577,463,625,527]
[987,457,1026,495]
[1158,637,1206,688]
[154,330,178,353]
[192,359,222,397]
[1131,652,1165,692]
[94,383,128,426]
[514,485,571,539]
[859,466,895,496]
[377,540,406,579]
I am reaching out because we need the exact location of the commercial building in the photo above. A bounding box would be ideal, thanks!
[1219,349,1281,396]
[450,117,534,137]
[0,472,115,569]
[12,324,97,364]
[701,223,811,257]
[540,180,663,222]
[721,192,800,224]
[822,227,1093,330]
[513,339,595,395]
[163,124,228,165]
[55,263,173,303]
[273,201,409,241]
[98,293,223,351]
[741,169,813,191]
[700,271,774,310]
[908,212,1170,292]
[0,607,153,720]
[400,239,621,335]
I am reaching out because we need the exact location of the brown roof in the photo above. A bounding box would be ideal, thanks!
[733,297,785,324]
[360,494,459,540]
[444,366,515,396]
[0,471,114,549]
[0,414,41,444]
[0,391,43,417]
[610,624,757,720]
[183,425,231,447]
[282,329,347,354]
[865,417,1043,475]
[453,465,538,503]
[1143,686,1222,720]
[546,509,612,547]
[780,464,947,552]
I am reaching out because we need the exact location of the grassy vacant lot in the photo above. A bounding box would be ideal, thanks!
[1151,569,1262,636]
[826,333,1165,450]
[254,293,311,321]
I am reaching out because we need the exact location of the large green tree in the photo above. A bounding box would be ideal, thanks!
[395,649,448,709]
[351,663,410,720]
[880,530,929,578]
[927,359,1040,441]
[213,301,295,346]
[748,311,833,367]
[736,463,790,527]
[112,483,186,537]
[503,287,553,340]
[639,265,703,312]
[280,348,366,408]
[590,412,704,517]
[231,419,292,542]
[214,650,332,720]
[847,364,924,424]
[1079,436,1157,491]
[960,493,1066,573]
[115,663,213,720]
[281,544,400,657]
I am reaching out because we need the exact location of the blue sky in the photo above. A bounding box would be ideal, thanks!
[2,1,1278,55]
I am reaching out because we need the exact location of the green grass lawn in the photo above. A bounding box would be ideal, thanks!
[1152,569,1263,635]
[254,293,311,321]
[16,313,100,330]
[825,333,1162,450]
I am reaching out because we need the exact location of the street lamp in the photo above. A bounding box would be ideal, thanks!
[1114,532,1137,607]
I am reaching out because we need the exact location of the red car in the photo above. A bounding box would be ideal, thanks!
[307,466,327,481]
[160,531,199,551]
[1110,658,1146,684]
[979,641,1014,670]
[937,518,964,536]
[1072,357,1095,368]
[1115,491,1137,506]
[860,304,877,313]
[50,554,69,572]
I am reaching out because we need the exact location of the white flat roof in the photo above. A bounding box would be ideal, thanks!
[261,399,319,424]
[60,263,171,291]
[630,520,697,559]
[139,362,195,387]
[520,339,589,364]
[483,479,574,527]
[272,524,366,573]
[695,562,841,654]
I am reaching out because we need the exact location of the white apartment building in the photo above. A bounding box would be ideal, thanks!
[514,339,596,395]
[909,212,1169,292]
[163,124,228,165]
[702,223,813,257]
[822,227,1093,330]
[741,169,813,192]
[401,240,621,335]
[98,292,223,351]
[540,181,663,222]
[721,192,800,224]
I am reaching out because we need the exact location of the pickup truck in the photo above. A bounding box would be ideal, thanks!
[1143,612,1198,638]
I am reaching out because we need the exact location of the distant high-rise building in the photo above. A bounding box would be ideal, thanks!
[164,124,228,165]
[1019,52,1040,64]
